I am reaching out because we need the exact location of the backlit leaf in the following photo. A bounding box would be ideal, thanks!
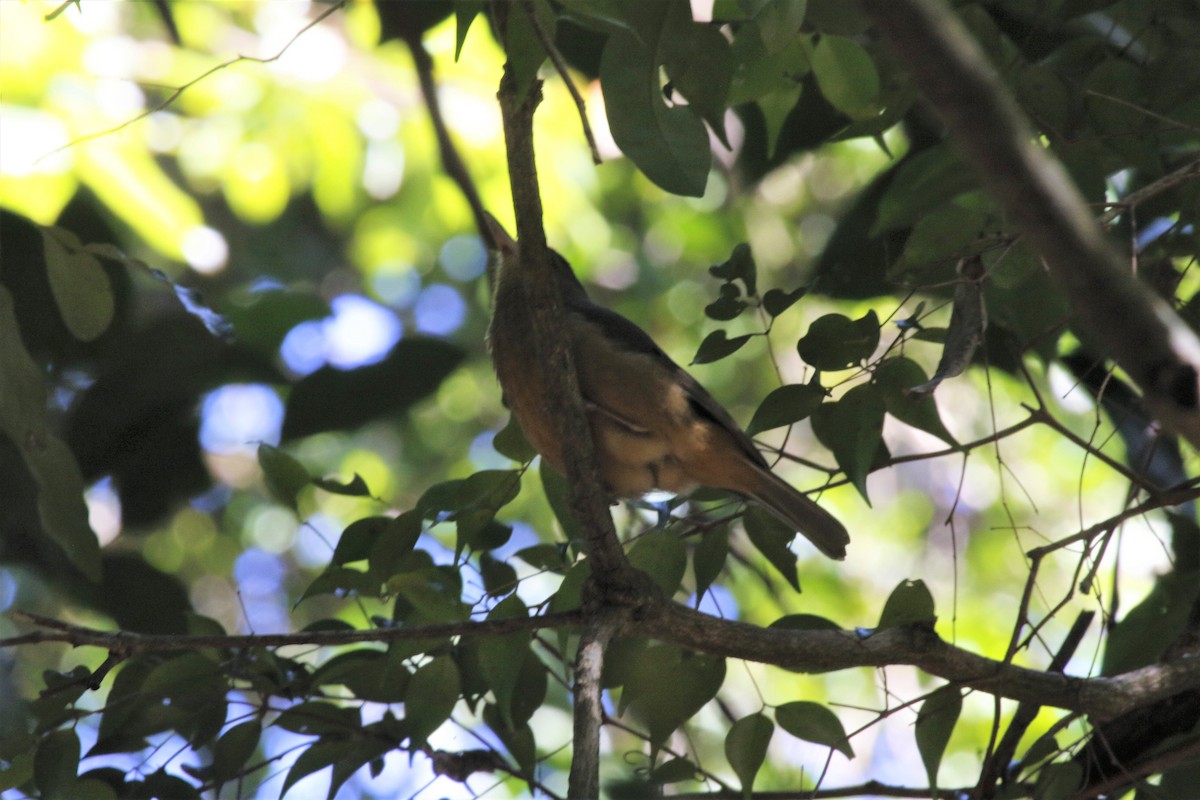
[725,713,774,797]
[915,685,962,791]
[776,700,854,758]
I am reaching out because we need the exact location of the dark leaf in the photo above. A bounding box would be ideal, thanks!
[478,595,532,729]
[762,286,807,317]
[709,243,758,296]
[877,578,936,630]
[811,383,886,500]
[743,506,799,591]
[312,473,371,497]
[405,656,460,745]
[796,311,880,371]
[600,12,711,196]
[273,702,361,737]
[282,337,464,440]
[810,34,879,119]
[705,283,747,321]
[257,443,310,509]
[34,729,80,800]
[776,700,854,758]
[691,330,753,365]
[915,686,962,791]
[628,531,687,596]
[745,381,825,436]
[725,713,774,796]
[693,523,730,602]
[621,644,725,750]
[875,357,957,446]
[212,721,261,782]
[332,517,390,565]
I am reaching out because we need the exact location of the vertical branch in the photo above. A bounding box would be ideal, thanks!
[494,71,634,585]
[568,617,618,798]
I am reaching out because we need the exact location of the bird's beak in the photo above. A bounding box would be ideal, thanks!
[483,212,519,259]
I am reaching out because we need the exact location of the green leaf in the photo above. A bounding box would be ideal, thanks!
[514,542,572,573]
[878,579,936,630]
[454,1,482,61]
[405,656,460,745]
[753,0,808,55]
[212,720,261,782]
[811,384,886,500]
[888,196,991,285]
[693,523,730,601]
[1103,570,1200,675]
[493,415,536,462]
[508,650,549,728]
[257,443,310,509]
[367,511,423,585]
[478,596,532,729]
[915,685,962,791]
[40,226,115,342]
[745,381,825,436]
[539,459,584,542]
[810,35,879,119]
[649,757,699,784]
[621,645,725,750]
[503,0,555,102]
[280,737,353,798]
[743,506,799,591]
[388,567,469,623]
[480,552,518,597]
[312,473,371,497]
[875,358,957,446]
[273,702,361,737]
[600,13,712,196]
[333,517,390,565]
[776,700,854,758]
[482,704,537,777]
[661,2,734,146]
[628,531,688,596]
[691,330,753,365]
[35,729,80,800]
[796,311,880,370]
[872,144,976,234]
[725,713,774,797]
[0,287,100,581]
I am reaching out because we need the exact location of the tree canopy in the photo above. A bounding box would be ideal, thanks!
[2,1,1199,799]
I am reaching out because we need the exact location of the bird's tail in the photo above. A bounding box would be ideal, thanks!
[745,468,849,560]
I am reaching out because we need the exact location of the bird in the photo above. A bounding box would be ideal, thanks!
[485,214,850,560]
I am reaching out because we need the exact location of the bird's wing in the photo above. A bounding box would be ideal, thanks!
[570,300,769,469]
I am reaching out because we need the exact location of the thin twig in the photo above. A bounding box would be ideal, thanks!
[519,0,602,164]
[36,1,347,164]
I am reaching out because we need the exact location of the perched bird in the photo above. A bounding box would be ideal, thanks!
[486,215,850,560]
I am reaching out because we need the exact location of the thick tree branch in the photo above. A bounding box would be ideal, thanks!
[629,601,1200,722]
[859,0,1200,448]
[9,603,1200,722]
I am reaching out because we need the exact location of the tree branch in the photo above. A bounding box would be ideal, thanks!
[568,615,619,799]
[629,601,1200,722]
[859,0,1200,448]
[494,69,635,589]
